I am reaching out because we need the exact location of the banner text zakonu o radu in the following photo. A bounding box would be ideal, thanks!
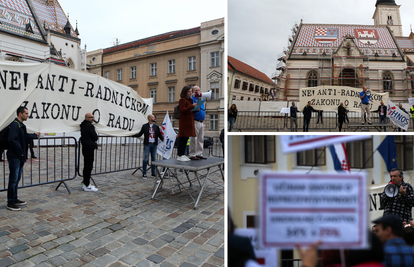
[0,61,152,136]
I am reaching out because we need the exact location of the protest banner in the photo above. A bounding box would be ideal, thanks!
[234,228,278,267]
[299,86,388,112]
[279,135,371,154]
[259,172,368,249]
[387,99,410,131]
[157,112,176,159]
[0,60,152,136]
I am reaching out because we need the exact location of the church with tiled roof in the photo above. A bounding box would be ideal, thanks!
[0,0,84,69]
[274,0,414,105]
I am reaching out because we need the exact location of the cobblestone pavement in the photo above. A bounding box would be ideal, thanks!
[0,167,224,267]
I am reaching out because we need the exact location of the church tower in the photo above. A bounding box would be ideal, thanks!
[373,0,403,36]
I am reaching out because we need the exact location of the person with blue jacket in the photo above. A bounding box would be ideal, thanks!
[7,106,39,211]
[189,86,207,160]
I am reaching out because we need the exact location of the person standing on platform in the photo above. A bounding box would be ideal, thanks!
[0,148,4,162]
[7,106,40,211]
[302,101,319,132]
[189,86,207,160]
[177,86,197,162]
[228,104,237,132]
[359,86,373,125]
[134,114,163,178]
[80,113,98,192]
[410,105,414,130]
[374,101,387,132]
[290,102,298,132]
[338,102,347,132]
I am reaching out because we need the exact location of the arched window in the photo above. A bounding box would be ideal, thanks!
[383,72,393,91]
[307,71,318,87]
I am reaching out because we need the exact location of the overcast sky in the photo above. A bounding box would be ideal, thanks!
[229,0,414,79]
[58,0,226,51]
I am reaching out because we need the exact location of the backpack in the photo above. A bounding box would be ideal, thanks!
[0,122,12,150]
[173,105,180,119]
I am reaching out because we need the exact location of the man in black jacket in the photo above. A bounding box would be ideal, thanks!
[7,106,40,211]
[134,114,164,179]
[373,101,387,132]
[338,102,347,132]
[290,102,298,132]
[302,101,320,132]
[80,113,99,192]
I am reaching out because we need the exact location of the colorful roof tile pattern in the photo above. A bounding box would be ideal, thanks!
[228,56,275,86]
[103,27,200,54]
[0,0,44,42]
[293,24,400,57]
[395,36,414,53]
[31,0,77,38]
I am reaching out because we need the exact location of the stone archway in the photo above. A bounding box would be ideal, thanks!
[339,68,359,88]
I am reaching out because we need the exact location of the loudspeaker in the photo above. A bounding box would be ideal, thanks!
[384,182,398,198]
[195,90,212,100]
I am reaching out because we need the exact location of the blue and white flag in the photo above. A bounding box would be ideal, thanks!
[329,143,350,173]
[387,99,409,131]
[157,112,176,159]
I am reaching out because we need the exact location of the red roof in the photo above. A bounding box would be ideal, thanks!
[228,56,275,85]
[103,27,200,54]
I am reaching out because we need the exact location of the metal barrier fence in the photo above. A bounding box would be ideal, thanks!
[1,135,221,193]
[211,136,224,158]
[233,110,414,132]
[0,137,78,192]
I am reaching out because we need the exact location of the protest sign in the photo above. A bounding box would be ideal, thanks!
[279,135,371,154]
[259,172,368,249]
[299,86,388,112]
[387,99,410,131]
[409,98,414,106]
[0,61,152,135]
[234,229,278,267]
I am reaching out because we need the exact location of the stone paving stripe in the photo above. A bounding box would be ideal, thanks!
[201,211,212,215]
[132,237,148,245]
[0,257,17,267]
[9,244,30,254]
[214,247,224,258]
[179,262,198,267]
[180,223,194,229]
[147,254,165,264]
[159,234,175,243]
[186,219,198,225]
[27,208,43,213]
[91,247,110,257]
[173,226,188,233]
[108,224,124,231]
[0,231,11,237]
[36,230,51,237]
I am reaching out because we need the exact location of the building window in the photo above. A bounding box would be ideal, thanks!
[255,85,259,93]
[308,71,318,87]
[244,136,276,164]
[150,89,156,103]
[168,59,175,74]
[395,136,413,171]
[210,82,219,100]
[104,71,110,79]
[117,69,122,81]
[234,79,240,89]
[249,84,254,92]
[168,87,175,102]
[242,82,248,90]
[232,95,236,100]
[248,97,251,101]
[130,66,136,79]
[211,52,219,67]
[297,148,326,166]
[383,72,393,91]
[150,63,157,76]
[209,114,218,130]
[346,138,373,168]
[170,115,175,127]
[188,56,196,71]
[241,96,244,100]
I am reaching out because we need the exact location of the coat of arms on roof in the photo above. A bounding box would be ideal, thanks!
[314,27,338,44]
[355,29,378,45]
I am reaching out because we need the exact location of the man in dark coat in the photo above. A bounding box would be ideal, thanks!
[290,102,299,132]
[374,101,387,132]
[338,102,347,132]
[302,101,319,132]
[134,114,164,178]
[7,106,40,211]
[80,113,98,192]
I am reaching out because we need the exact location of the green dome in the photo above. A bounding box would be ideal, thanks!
[376,0,397,7]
